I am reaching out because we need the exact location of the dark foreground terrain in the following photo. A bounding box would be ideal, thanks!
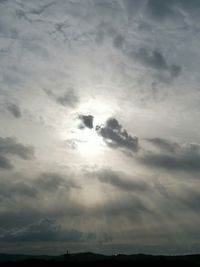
[1,252,200,266]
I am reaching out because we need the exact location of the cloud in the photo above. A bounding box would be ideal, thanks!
[0,137,34,160]
[45,89,79,108]
[113,34,124,49]
[0,155,13,170]
[79,115,94,129]
[145,0,200,22]
[0,218,112,244]
[0,219,83,242]
[0,180,37,199]
[0,171,80,210]
[146,137,180,153]
[135,47,182,78]
[56,90,79,108]
[6,103,21,118]
[96,118,138,152]
[140,139,200,172]
[145,0,179,22]
[94,168,149,191]
[35,172,79,191]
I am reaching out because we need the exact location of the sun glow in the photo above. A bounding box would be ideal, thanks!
[75,127,105,157]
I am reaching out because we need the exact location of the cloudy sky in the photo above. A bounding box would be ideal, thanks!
[0,0,200,255]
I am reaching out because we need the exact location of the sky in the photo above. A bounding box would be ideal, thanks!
[0,0,200,255]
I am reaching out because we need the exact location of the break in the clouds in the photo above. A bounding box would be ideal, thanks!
[0,0,200,256]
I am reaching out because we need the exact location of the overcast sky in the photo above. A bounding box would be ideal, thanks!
[0,0,200,255]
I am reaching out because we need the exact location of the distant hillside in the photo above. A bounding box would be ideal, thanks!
[1,252,200,266]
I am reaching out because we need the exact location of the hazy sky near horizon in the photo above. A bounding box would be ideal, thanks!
[0,0,200,255]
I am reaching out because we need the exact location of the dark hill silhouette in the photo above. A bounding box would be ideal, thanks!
[1,252,200,266]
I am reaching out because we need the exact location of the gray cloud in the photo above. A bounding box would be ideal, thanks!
[145,0,178,22]
[140,139,200,172]
[96,118,138,152]
[79,115,94,129]
[113,34,124,49]
[0,171,79,209]
[0,219,82,242]
[56,90,79,108]
[45,89,79,108]
[0,218,112,244]
[0,181,37,199]
[94,168,149,191]
[0,137,34,160]
[91,196,148,221]
[145,0,200,22]
[6,103,21,118]
[135,47,182,78]
[35,172,79,191]
[146,137,180,153]
[0,155,13,170]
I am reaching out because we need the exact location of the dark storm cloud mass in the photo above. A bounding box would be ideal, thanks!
[96,118,138,152]
[0,155,13,170]
[79,115,94,129]
[0,219,82,242]
[0,218,112,244]
[0,137,34,160]
[135,48,182,78]
[140,139,200,172]
[6,103,21,118]
[94,168,149,191]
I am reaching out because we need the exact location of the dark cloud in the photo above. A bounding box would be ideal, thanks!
[123,0,146,17]
[135,47,182,78]
[7,103,21,118]
[92,197,148,221]
[35,172,78,191]
[180,0,200,18]
[0,155,13,170]
[113,34,124,49]
[146,0,200,22]
[0,219,82,242]
[140,140,200,172]
[0,181,37,199]
[79,115,94,129]
[96,118,138,152]
[0,171,79,209]
[94,168,149,191]
[170,64,182,78]
[146,137,180,153]
[0,218,112,244]
[145,0,178,22]
[0,137,34,160]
